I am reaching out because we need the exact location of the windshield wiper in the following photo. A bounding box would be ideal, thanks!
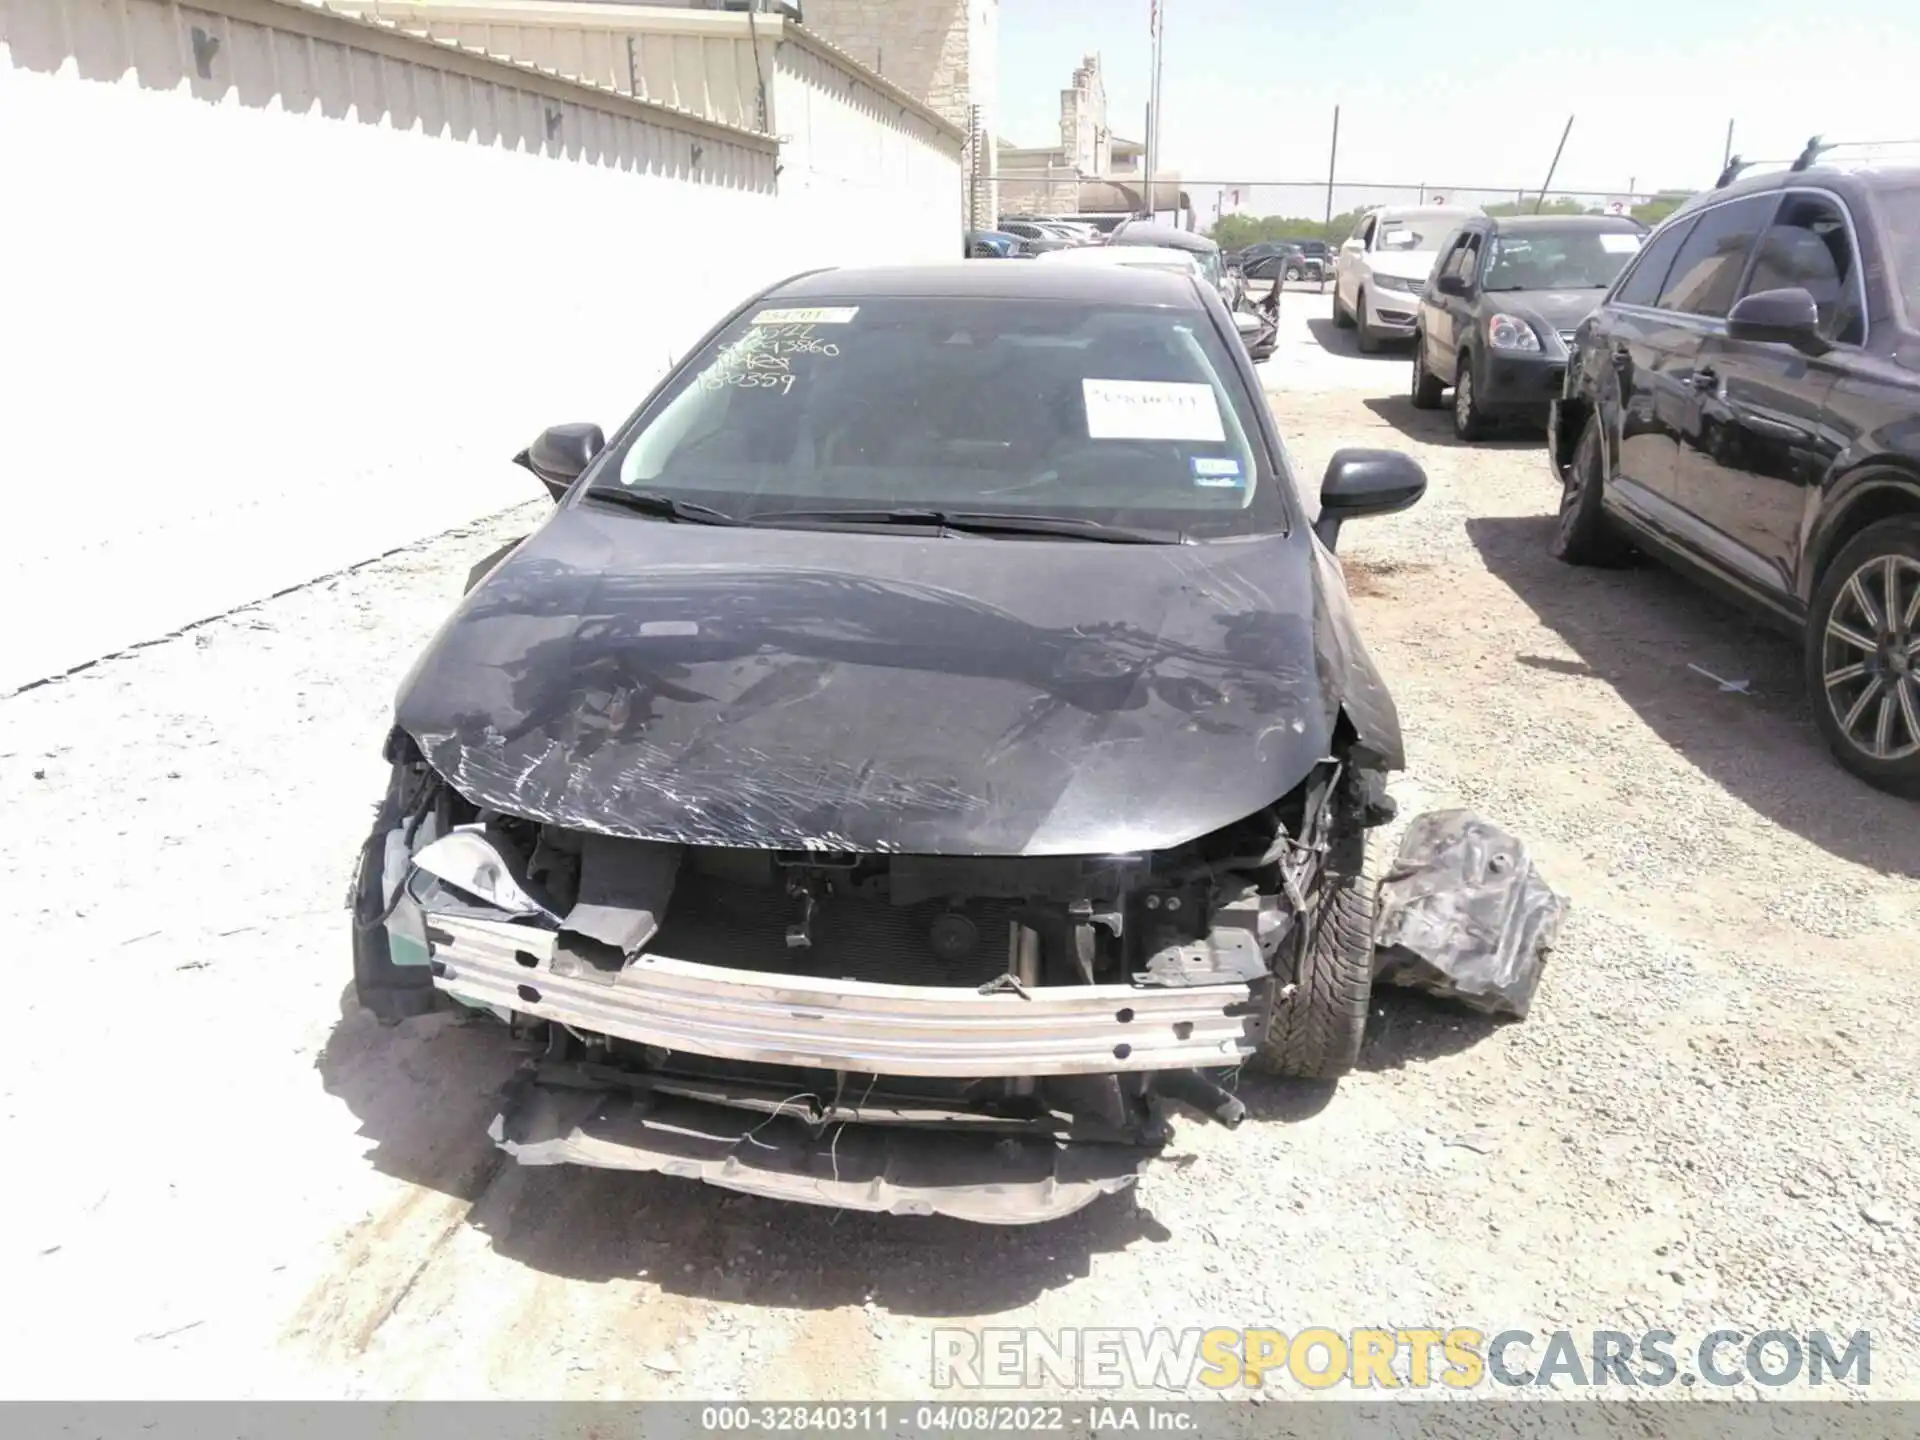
[752,507,1180,544]
[584,488,743,525]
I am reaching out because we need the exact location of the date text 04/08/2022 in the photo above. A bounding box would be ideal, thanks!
[699,1404,1199,1434]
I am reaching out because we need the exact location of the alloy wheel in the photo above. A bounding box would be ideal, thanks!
[1454,369,1475,433]
[1822,554,1920,761]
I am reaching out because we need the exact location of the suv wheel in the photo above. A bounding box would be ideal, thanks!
[1451,353,1489,439]
[1550,413,1635,566]
[1410,336,1445,409]
[1354,290,1382,353]
[1806,517,1920,797]
[1252,821,1373,1079]
[1284,263,1303,282]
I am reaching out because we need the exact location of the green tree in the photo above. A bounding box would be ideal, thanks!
[1482,197,1595,217]
[1631,192,1691,227]
[1211,210,1364,248]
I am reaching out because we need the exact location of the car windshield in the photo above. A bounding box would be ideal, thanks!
[1872,181,1920,323]
[1482,228,1645,290]
[1193,250,1223,286]
[591,295,1287,538]
[1376,219,1448,250]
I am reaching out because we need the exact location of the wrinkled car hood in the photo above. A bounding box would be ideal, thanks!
[1486,289,1608,333]
[393,505,1400,856]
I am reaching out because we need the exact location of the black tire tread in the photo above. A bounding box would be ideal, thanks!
[1551,414,1636,567]
[351,765,439,1024]
[1410,337,1445,409]
[1252,831,1373,1079]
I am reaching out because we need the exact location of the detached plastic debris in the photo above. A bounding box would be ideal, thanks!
[1371,809,1569,1019]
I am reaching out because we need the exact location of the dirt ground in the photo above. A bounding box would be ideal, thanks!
[4,293,1916,1406]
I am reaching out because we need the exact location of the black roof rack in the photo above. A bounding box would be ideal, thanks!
[1714,155,1750,188]
[1791,135,1833,171]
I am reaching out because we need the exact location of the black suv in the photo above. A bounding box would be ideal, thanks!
[1413,213,1649,439]
[1550,146,1920,795]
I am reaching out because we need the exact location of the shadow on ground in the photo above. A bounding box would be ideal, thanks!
[1361,394,1543,450]
[1467,513,1920,877]
[317,986,1352,1314]
[1358,988,1506,1071]
[1305,317,1412,360]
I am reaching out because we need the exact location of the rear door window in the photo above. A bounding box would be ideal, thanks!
[1656,195,1778,318]
[1739,192,1865,344]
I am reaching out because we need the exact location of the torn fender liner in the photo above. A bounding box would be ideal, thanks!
[1372,809,1569,1020]
[491,1078,1153,1224]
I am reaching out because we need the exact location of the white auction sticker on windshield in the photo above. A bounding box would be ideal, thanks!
[750,306,860,325]
[1598,233,1644,254]
[1082,380,1225,442]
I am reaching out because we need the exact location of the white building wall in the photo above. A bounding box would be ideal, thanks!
[769,32,958,267]
[0,0,958,692]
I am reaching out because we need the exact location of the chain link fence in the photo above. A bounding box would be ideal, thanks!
[1192,180,1691,247]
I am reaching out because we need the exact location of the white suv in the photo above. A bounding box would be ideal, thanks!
[1334,204,1482,352]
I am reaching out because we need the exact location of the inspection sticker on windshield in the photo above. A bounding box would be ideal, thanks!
[750,306,860,325]
[1598,233,1644,254]
[1191,456,1244,487]
[1082,380,1225,442]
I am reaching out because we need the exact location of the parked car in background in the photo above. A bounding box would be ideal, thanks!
[354,261,1429,1222]
[1333,204,1482,352]
[1109,219,1246,310]
[1038,244,1276,358]
[995,220,1079,251]
[1285,238,1334,276]
[966,229,1035,258]
[1235,243,1312,284]
[1550,148,1920,796]
[1411,213,1648,439]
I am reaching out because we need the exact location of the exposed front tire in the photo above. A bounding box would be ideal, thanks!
[1805,517,1920,797]
[351,763,441,1024]
[1253,824,1373,1080]
[1550,413,1636,567]
[1354,291,1382,353]
[1410,335,1445,409]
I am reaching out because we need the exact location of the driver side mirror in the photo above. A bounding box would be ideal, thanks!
[513,422,605,502]
[1435,273,1470,298]
[1315,448,1427,552]
[1727,287,1828,354]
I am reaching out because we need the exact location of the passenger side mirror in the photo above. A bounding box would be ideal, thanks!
[513,422,606,501]
[1435,273,1470,298]
[1727,287,1828,354]
[1315,448,1427,551]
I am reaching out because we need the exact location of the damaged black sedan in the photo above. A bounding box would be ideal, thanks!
[353,262,1427,1223]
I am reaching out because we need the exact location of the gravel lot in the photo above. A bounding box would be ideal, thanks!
[4,292,1916,1408]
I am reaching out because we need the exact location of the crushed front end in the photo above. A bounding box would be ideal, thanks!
[360,744,1370,1224]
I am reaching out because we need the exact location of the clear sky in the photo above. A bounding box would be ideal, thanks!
[997,0,1920,198]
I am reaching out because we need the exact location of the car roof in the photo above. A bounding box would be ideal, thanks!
[1371,204,1481,221]
[1109,222,1220,253]
[767,262,1208,306]
[1036,246,1200,272]
[1480,213,1647,232]
[1676,159,1920,218]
